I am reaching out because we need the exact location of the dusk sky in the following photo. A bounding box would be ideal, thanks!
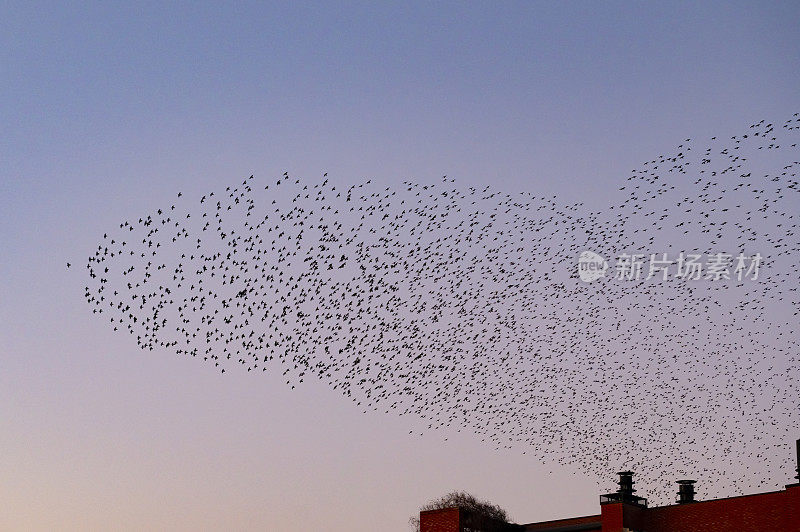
[2,2,799,531]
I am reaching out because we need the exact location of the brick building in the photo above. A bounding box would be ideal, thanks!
[419,439,800,532]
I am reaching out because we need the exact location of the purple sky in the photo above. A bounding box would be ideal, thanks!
[2,2,799,530]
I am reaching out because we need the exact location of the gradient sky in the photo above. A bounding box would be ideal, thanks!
[2,2,799,530]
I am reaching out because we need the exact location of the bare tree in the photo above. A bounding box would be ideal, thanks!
[410,491,513,532]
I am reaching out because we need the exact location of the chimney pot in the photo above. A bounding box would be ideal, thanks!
[617,471,635,499]
[677,479,696,504]
[795,438,799,481]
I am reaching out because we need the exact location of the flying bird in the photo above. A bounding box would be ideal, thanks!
[81,114,800,504]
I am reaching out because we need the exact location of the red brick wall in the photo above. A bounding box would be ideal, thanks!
[600,503,624,532]
[420,508,461,532]
[422,485,800,532]
[598,485,800,532]
[642,485,800,532]
[620,501,648,531]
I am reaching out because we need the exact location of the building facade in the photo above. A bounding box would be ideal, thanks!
[420,440,800,532]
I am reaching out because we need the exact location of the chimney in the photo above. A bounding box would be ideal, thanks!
[676,480,696,504]
[617,471,635,500]
[796,438,799,481]
[600,471,647,507]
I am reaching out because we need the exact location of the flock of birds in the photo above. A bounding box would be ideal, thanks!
[81,114,800,504]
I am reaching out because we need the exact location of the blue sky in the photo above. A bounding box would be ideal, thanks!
[1,2,798,530]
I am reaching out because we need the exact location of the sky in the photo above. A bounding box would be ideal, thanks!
[1,2,799,530]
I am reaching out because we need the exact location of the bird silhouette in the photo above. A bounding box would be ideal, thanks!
[80,113,800,504]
